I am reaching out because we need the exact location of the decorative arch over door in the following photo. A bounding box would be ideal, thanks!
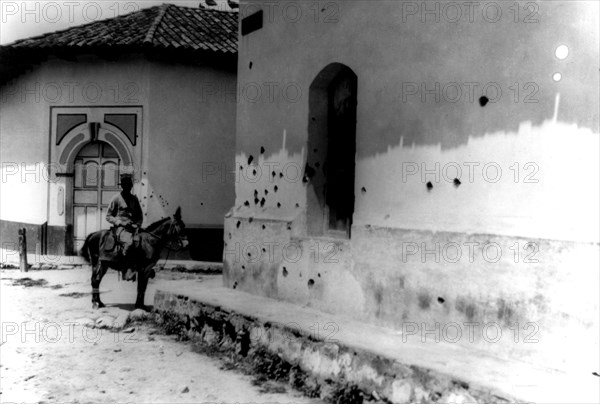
[48,106,142,255]
[306,63,358,238]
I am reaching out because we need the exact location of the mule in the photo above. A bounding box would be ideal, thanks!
[80,207,188,310]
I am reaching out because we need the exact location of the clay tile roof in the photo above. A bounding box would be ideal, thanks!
[2,4,238,54]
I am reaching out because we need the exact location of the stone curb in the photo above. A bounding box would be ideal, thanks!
[153,289,513,404]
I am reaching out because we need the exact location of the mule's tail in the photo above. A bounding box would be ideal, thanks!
[79,233,92,262]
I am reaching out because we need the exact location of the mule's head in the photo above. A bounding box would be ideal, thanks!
[168,207,188,249]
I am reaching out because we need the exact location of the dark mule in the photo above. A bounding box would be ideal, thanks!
[80,207,188,310]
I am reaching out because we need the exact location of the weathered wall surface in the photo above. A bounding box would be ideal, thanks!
[225,0,600,369]
[145,61,236,227]
[0,54,236,257]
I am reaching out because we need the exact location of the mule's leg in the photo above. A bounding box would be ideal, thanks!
[91,262,109,309]
[91,260,100,308]
[134,264,153,311]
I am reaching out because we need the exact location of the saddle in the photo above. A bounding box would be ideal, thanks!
[99,227,140,262]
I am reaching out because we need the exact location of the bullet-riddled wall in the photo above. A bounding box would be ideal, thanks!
[224,0,599,376]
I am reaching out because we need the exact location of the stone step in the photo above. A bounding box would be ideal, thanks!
[153,280,599,403]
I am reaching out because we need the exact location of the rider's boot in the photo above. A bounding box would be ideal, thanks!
[124,268,136,282]
[121,242,136,282]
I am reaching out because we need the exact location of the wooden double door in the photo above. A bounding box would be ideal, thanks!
[72,141,120,251]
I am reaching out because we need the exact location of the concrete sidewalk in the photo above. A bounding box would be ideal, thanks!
[0,248,222,272]
[154,279,600,404]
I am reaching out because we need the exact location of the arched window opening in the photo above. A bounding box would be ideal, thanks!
[307,63,357,238]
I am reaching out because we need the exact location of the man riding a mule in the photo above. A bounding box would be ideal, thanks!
[105,173,143,281]
[81,205,188,310]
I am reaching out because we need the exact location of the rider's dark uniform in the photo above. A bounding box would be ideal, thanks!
[106,174,142,280]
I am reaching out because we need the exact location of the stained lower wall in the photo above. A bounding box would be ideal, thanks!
[224,214,599,372]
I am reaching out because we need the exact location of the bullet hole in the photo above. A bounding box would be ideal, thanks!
[279,173,283,178]
[260,146,265,154]
[253,169,257,176]
[249,217,253,223]
[240,165,243,170]
[311,116,316,121]
[248,155,254,165]
[249,61,253,69]
[456,381,469,390]
[287,222,291,230]
[295,203,300,208]
[264,189,268,195]
[141,182,145,186]
[228,233,232,239]
[426,182,433,191]
[262,248,266,253]
[254,190,258,197]
[244,201,250,207]
[361,187,366,194]
[277,202,281,208]
[437,297,445,304]
[453,178,461,187]
[241,265,245,270]
[144,213,148,216]
[304,163,316,179]
[143,171,147,175]
[247,252,251,257]
[274,185,278,192]
[150,195,153,198]
[262,224,266,230]
[313,148,318,153]
[233,281,238,289]
[272,171,276,177]
[254,197,259,205]
[236,221,241,228]
[143,196,147,199]
[479,96,489,107]
[282,267,288,277]
[307,279,315,288]
[260,198,266,207]
[318,273,321,277]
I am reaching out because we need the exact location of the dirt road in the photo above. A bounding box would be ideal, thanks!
[0,268,320,403]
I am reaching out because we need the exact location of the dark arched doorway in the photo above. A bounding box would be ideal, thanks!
[71,141,121,251]
[307,63,358,237]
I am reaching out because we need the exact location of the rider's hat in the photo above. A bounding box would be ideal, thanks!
[119,173,133,186]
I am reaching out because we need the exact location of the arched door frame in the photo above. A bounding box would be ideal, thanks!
[57,122,134,253]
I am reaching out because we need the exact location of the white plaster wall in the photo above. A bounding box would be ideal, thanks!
[144,62,236,227]
[1,54,237,232]
[354,119,600,243]
[234,0,600,243]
